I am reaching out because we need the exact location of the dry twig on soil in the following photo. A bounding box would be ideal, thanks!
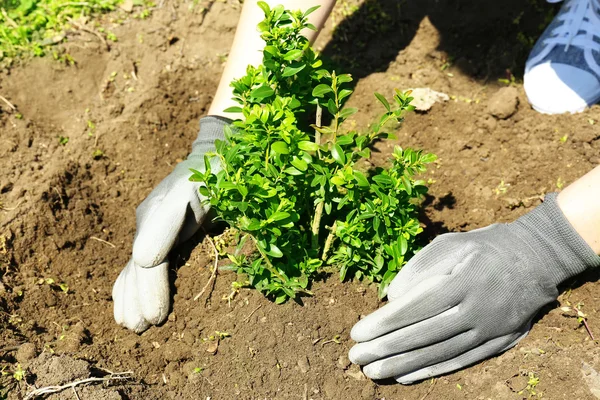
[23,371,133,400]
[194,230,218,302]
[89,236,116,248]
[243,304,262,323]
[67,18,110,51]
[0,94,16,111]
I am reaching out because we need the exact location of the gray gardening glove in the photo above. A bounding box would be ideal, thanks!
[349,193,600,383]
[112,116,229,333]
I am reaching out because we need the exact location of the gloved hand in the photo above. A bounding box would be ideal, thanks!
[112,116,230,333]
[349,193,600,383]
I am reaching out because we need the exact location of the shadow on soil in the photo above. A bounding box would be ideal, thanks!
[322,0,559,83]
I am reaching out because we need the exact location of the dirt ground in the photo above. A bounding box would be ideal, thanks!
[2,0,600,398]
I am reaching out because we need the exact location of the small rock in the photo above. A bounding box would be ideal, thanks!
[16,343,36,363]
[582,362,600,399]
[345,364,365,380]
[55,322,88,353]
[488,87,519,119]
[205,340,219,355]
[119,0,133,12]
[337,355,351,370]
[361,383,376,399]
[408,87,449,112]
[28,353,90,387]
[297,356,310,373]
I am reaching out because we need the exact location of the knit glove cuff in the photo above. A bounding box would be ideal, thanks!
[511,192,600,285]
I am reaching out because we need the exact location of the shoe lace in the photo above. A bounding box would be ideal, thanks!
[530,0,600,75]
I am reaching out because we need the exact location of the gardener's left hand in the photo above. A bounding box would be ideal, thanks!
[348,193,600,383]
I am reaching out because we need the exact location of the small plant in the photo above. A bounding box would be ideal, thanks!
[193,3,435,303]
[36,277,69,294]
[92,149,104,159]
[58,136,69,146]
[0,0,121,65]
[518,371,541,398]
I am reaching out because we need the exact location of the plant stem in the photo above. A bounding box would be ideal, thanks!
[321,222,337,261]
[311,104,324,250]
[314,104,322,145]
[250,235,287,283]
[311,202,323,250]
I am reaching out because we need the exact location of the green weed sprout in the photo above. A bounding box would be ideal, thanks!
[192,3,436,303]
[0,0,121,64]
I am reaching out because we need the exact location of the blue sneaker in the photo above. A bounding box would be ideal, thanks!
[525,0,600,114]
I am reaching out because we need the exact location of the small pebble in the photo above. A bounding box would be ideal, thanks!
[487,87,519,119]
[297,356,310,373]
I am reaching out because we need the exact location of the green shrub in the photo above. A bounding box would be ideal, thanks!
[192,2,436,302]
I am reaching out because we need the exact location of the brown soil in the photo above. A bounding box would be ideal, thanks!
[1,0,600,399]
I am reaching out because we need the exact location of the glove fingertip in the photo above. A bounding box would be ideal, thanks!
[350,319,375,343]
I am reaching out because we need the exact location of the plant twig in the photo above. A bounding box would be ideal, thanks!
[23,371,133,400]
[194,231,219,302]
[311,104,324,250]
[89,236,116,248]
[419,378,437,400]
[68,18,110,51]
[311,202,323,250]
[0,200,23,211]
[0,344,23,353]
[243,304,262,322]
[249,235,287,283]
[0,94,16,111]
[321,223,337,261]
[574,306,596,340]
[314,104,322,145]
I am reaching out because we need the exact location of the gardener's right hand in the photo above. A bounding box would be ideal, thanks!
[112,116,229,333]
[349,193,600,383]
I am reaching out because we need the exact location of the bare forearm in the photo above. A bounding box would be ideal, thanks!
[208,0,335,117]
[558,165,600,254]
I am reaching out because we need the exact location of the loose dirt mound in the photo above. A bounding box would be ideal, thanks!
[1,0,600,399]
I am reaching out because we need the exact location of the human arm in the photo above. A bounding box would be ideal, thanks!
[349,165,600,383]
[112,0,335,332]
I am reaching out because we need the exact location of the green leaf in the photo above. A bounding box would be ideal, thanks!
[338,88,353,101]
[291,157,308,171]
[374,92,391,112]
[401,176,412,195]
[372,174,392,186]
[283,49,303,60]
[257,1,270,15]
[198,186,210,196]
[312,84,332,97]
[272,141,290,154]
[246,219,262,231]
[270,211,290,221]
[337,74,353,83]
[275,293,288,304]
[303,5,320,17]
[331,144,345,165]
[251,85,275,98]
[327,98,338,115]
[336,135,353,146]
[298,141,319,151]
[282,63,306,77]
[353,170,370,187]
[283,166,303,175]
[399,236,408,256]
[272,4,284,20]
[339,107,357,119]
[330,176,345,186]
[223,106,242,113]
[421,153,438,163]
[265,243,283,258]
